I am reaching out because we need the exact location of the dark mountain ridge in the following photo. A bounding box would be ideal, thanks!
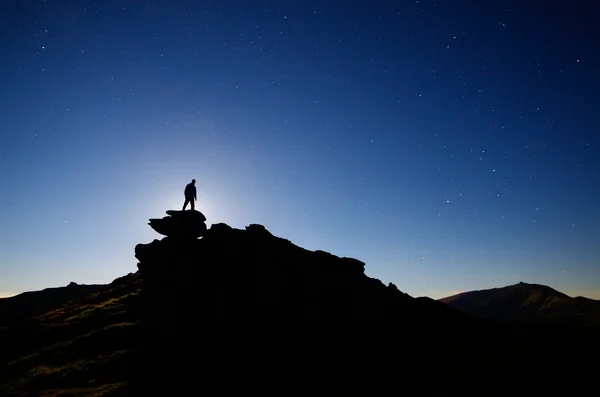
[1,210,598,395]
[440,281,600,326]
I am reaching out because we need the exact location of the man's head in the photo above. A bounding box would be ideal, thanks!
[192,179,196,184]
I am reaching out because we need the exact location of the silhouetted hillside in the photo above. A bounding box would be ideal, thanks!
[440,282,600,326]
[0,282,103,327]
[0,272,142,395]
[1,211,598,395]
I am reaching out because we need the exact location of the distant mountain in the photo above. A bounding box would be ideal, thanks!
[439,282,600,326]
[0,282,103,327]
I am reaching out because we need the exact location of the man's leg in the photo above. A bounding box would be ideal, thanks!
[183,198,190,210]
[190,199,195,211]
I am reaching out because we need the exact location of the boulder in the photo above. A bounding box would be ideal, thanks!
[148,210,207,238]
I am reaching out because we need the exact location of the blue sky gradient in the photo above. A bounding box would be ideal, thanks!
[1,1,599,299]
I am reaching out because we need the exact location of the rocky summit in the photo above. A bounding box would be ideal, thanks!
[132,210,497,393]
[136,211,480,345]
[148,209,207,238]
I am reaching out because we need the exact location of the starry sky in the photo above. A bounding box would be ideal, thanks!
[1,1,599,299]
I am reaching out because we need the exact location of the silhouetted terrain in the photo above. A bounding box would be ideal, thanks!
[440,282,600,326]
[0,273,142,395]
[1,210,598,395]
[0,282,103,327]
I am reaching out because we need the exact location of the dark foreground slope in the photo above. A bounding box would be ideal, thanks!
[440,282,600,326]
[1,210,598,395]
[0,273,142,395]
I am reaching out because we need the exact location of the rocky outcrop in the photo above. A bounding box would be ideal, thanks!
[132,209,495,394]
[135,211,487,345]
[148,209,207,238]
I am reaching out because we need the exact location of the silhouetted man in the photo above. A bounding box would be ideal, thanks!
[182,179,197,210]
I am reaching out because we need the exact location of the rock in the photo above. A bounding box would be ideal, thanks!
[244,223,274,239]
[209,222,234,233]
[165,209,207,222]
[148,210,207,238]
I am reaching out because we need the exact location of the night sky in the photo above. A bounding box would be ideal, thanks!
[1,1,599,299]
